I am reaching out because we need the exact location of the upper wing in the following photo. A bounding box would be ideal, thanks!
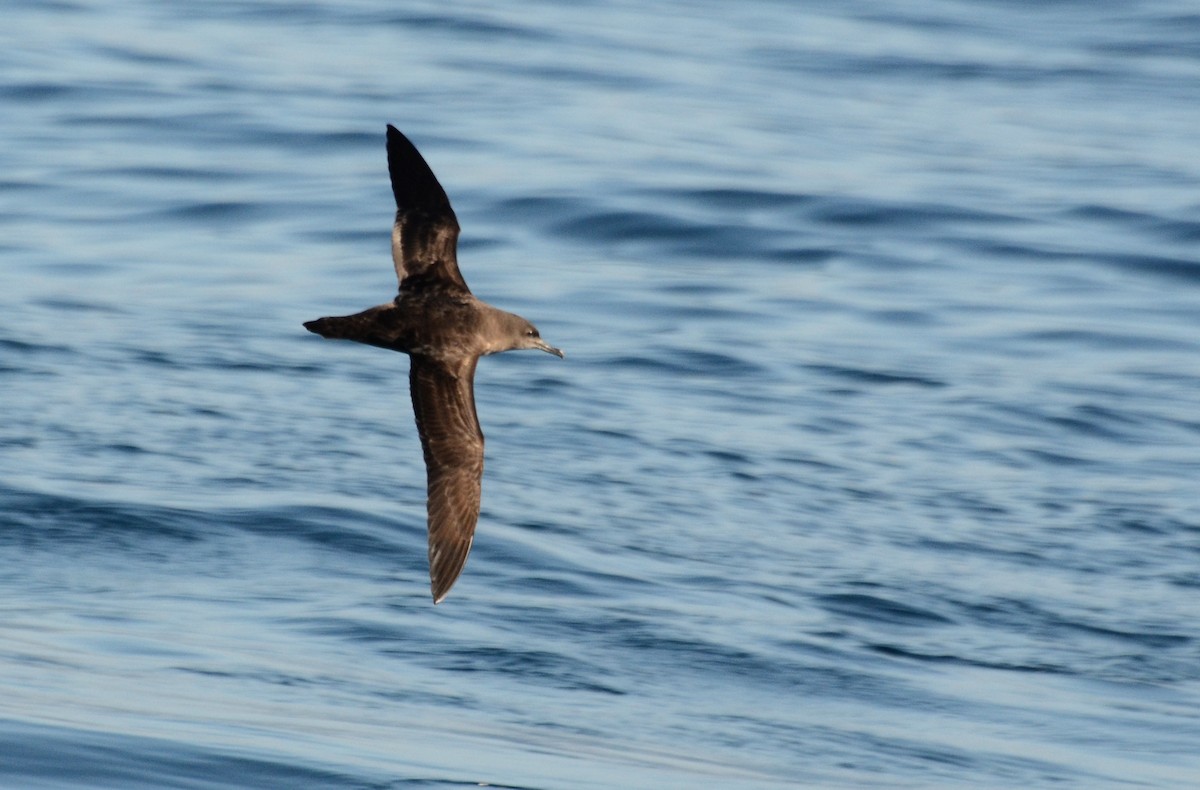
[408,354,484,603]
[386,125,470,294]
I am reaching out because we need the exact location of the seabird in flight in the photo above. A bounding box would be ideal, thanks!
[305,125,563,604]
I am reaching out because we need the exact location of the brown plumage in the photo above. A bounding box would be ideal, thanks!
[304,125,563,604]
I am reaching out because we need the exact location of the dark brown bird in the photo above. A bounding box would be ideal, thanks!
[304,125,563,604]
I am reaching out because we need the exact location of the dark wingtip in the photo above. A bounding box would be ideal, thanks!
[431,570,458,605]
[384,124,455,219]
[429,540,472,605]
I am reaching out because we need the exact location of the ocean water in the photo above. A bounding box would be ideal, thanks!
[3,0,1200,787]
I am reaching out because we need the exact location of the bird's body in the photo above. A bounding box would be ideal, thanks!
[305,126,562,604]
[307,290,536,362]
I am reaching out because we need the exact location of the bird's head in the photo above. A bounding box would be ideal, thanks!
[518,320,564,358]
[497,312,563,358]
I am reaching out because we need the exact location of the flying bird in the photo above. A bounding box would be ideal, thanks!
[305,125,563,604]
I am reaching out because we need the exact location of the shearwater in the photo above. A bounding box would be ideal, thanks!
[304,125,563,604]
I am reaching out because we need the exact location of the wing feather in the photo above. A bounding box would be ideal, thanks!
[386,125,470,294]
[408,354,483,603]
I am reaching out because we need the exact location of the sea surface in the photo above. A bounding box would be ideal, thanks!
[3,1,1200,787]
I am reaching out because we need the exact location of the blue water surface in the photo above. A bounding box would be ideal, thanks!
[3,1,1200,787]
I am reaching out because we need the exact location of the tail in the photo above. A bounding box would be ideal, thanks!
[304,315,356,340]
[303,304,405,352]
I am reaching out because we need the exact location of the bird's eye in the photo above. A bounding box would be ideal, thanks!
[527,328,538,337]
